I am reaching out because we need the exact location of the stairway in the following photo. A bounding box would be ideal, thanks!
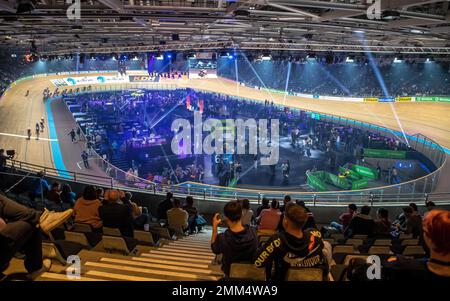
[39,231,223,281]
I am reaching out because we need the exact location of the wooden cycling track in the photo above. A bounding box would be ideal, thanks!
[0,72,449,191]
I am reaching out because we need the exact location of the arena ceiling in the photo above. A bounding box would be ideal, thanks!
[0,0,449,55]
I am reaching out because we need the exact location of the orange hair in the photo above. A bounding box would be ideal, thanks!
[423,210,450,255]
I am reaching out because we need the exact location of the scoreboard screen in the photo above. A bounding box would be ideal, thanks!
[188,58,218,79]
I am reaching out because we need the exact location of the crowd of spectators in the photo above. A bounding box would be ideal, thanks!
[219,59,450,97]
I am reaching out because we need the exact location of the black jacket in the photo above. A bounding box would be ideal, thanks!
[345,213,375,238]
[157,199,173,220]
[254,230,328,281]
[211,225,258,277]
[99,203,134,237]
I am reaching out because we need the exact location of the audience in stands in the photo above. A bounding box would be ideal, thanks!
[256,198,270,217]
[60,184,77,206]
[157,192,173,221]
[0,194,73,280]
[183,196,203,234]
[330,204,357,232]
[240,199,254,226]
[424,201,436,218]
[254,202,329,280]
[29,172,50,202]
[296,200,317,229]
[211,201,258,277]
[383,210,450,280]
[396,206,423,239]
[73,185,103,231]
[47,182,62,206]
[374,208,392,238]
[257,199,282,234]
[344,205,375,238]
[122,192,148,229]
[167,198,189,234]
[99,189,134,237]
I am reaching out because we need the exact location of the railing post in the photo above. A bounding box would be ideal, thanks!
[74,172,77,182]
[203,189,206,200]
[424,193,429,204]
[153,185,156,195]
[313,194,316,207]
[110,177,113,189]
[370,192,374,207]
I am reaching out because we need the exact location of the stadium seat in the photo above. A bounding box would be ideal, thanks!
[64,231,91,248]
[402,246,426,257]
[103,227,122,237]
[401,239,419,246]
[368,246,392,255]
[286,268,324,281]
[102,236,139,256]
[345,239,363,247]
[399,233,413,240]
[150,227,175,241]
[72,223,93,233]
[258,235,271,245]
[169,225,186,237]
[330,233,345,240]
[333,245,358,255]
[352,235,368,240]
[324,238,335,245]
[342,254,369,266]
[229,263,266,281]
[134,230,156,246]
[373,239,392,246]
[42,241,84,265]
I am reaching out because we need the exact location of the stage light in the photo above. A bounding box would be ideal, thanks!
[111,53,118,61]
[426,57,435,63]
[260,53,272,61]
[306,53,316,61]
[156,53,164,60]
[90,53,97,60]
[228,54,234,59]
[353,30,365,34]
[11,54,17,58]
[393,57,403,63]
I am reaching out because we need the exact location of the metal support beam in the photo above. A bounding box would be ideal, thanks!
[268,3,319,19]
[98,0,125,13]
[319,9,365,22]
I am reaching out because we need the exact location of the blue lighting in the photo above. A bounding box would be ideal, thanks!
[228,54,234,59]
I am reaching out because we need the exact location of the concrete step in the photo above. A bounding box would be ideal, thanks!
[131,256,210,269]
[85,270,167,281]
[150,248,215,259]
[141,252,213,264]
[39,272,104,281]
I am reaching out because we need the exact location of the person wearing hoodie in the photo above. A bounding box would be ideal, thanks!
[211,201,258,278]
[99,190,134,237]
[254,202,329,281]
[73,185,102,230]
[344,205,375,238]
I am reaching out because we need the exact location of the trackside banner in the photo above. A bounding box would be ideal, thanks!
[50,75,129,87]
[128,75,160,82]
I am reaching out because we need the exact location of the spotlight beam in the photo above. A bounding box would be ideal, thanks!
[283,61,292,105]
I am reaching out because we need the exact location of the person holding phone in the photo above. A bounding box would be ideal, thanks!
[210,201,258,278]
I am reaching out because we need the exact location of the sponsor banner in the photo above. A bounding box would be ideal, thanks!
[363,148,407,159]
[364,97,378,102]
[378,97,395,102]
[325,96,364,102]
[395,97,412,102]
[129,75,160,82]
[188,69,217,79]
[50,75,129,87]
[416,96,450,102]
[294,93,314,98]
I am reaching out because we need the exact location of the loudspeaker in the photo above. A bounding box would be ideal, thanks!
[172,34,180,41]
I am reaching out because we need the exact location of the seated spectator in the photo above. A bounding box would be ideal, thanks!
[99,190,134,237]
[257,199,281,233]
[211,201,258,277]
[122,192,148,229]
[157,192,173,221]
[96,187,104,203]
[279,195,292,213]
[374,208,392,238]
[60,184,76,206]
[47,182,62,206]
[254,202,329,281]
[0,194,73,280]
[344,205,374,238]
[240,199,254,226]
[396,206,423,239]
[29,172,50,202]
[167,198,189,233]
[383,210,450,280]
[256,198,270,217]
[183,196,204,234]
[424,201,436,218]
[330,204,357,233]
[296,200,317,229]
[73,185,103,230]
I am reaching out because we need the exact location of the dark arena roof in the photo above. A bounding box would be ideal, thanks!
[0,0,450,293]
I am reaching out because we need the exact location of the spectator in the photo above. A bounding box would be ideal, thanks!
[240,199,254,226]
[279,195,292,213]
[0,149,6,172]
[344,205,375,238]
[211,201,258,277]
[424,201,436,218]
[396,206,423,239]
[257,199,281,233]
[0,194,73,280]
[183,196,204,234]
[383,210,450,280]
[330,204,357,232]
[96,187,104,203]
[167,198,189,233]
[122,192,148,229]
[157,192,173,221]
[374,208,392,238]
[30,172,50,202]
[60,184,76,206]
[256,198,270,217]
[296,200,317,230]
[47,182,62,205]
[73,185,103,230]
[254,202,329,281]
[99,190,134,237]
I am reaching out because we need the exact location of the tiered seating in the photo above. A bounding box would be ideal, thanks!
[38,230,224,281]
